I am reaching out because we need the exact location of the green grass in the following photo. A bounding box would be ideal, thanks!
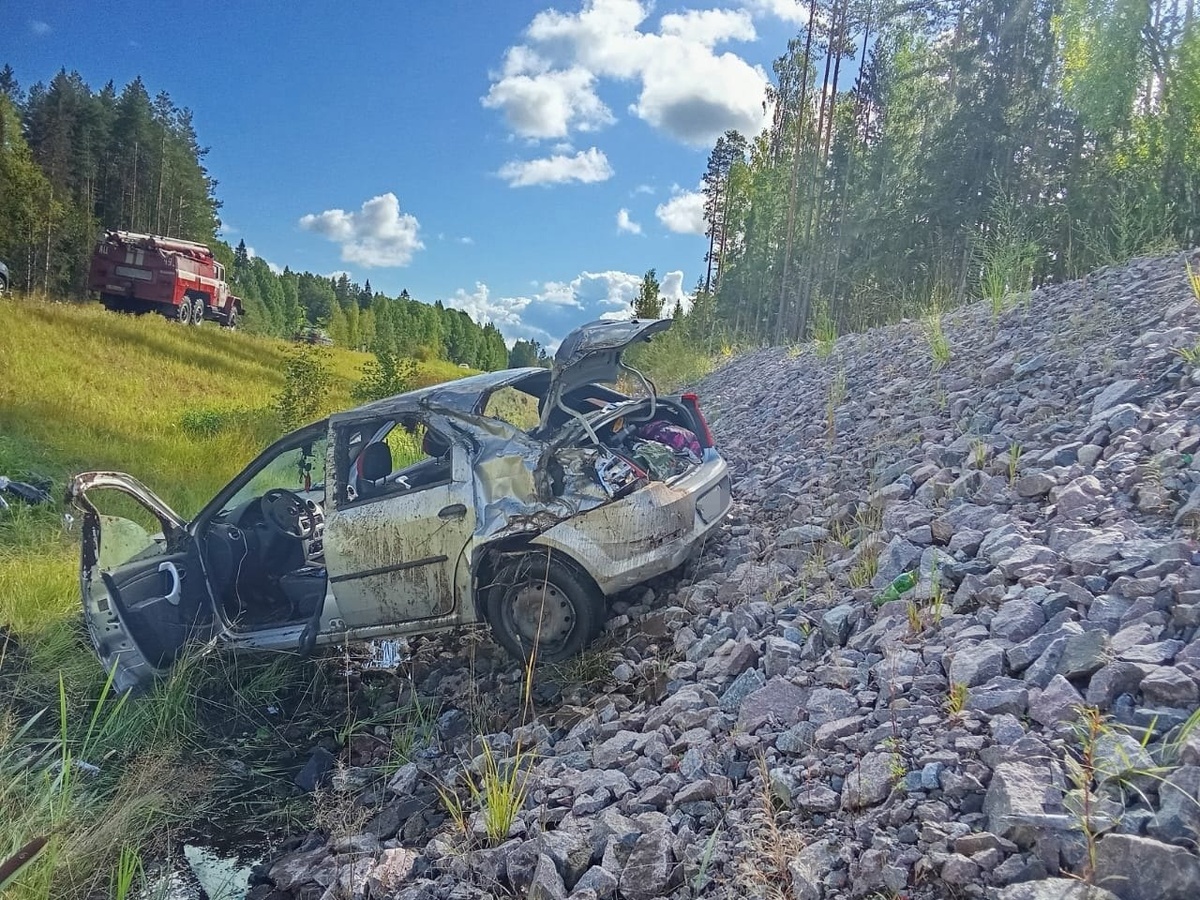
[946,682,969,718]
[0,296,478,899]
[922,307,952,370]
[811,299,837,358]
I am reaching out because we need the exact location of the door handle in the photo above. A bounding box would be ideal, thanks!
[438,503,467,520]
[159,561,182,606]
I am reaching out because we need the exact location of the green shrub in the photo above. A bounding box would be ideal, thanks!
[178,404,263,438]
[275,345,333,429]
[352,348,419,404]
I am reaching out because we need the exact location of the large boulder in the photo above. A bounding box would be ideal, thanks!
[618,830,677,900]
[1094,834,1200,900]
[984,761,1059,848]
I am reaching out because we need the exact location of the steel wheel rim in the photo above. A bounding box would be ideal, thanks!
[505,580,574,654]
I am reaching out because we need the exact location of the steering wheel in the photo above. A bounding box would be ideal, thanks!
[261,489,316,540]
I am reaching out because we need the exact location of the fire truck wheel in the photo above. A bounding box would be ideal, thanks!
[225,309,239,329]
[191,298,205,325]
[176,299,193,325]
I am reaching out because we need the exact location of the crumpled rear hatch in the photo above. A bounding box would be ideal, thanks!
[540,318,673,431]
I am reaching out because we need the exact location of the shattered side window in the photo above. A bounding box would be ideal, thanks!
[385,423,426,469]
[85,489,169,570]
[340,417,453,505]
[482,387,541,431]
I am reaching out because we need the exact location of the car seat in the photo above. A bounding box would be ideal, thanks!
[356,442,392,498]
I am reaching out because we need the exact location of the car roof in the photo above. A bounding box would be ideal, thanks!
[327,319,671,431]
[329,367,548,427]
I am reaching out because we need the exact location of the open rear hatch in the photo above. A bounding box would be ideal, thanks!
[541,317,720,497]
[540,317,673,432]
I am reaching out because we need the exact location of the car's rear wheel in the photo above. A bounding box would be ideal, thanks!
[176,298,192,325]
[486,554,604,664]
[191,297,205,325]
[0,274,8,295]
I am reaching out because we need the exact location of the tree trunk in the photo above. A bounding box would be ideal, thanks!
[154,130,166,234]
[704,194,719,293]
[715,179,734,290]
[793,2,841,342]
[775,0,819,343]
[812,2,852,317]
[43,189,53,295]
[130,139,139,231]
[829,3,873,317]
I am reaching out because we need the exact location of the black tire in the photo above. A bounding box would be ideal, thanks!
[191,297,206,325]
[175,298,192,325]
[485,554,604,664]
[0,275,8,295]
[224,308,238,329]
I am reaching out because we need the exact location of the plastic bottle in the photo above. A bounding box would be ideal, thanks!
[872,570,918,607]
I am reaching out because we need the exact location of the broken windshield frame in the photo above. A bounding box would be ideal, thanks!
[194,421,330,525]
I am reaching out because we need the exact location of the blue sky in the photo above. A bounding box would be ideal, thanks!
[4,0,808,347]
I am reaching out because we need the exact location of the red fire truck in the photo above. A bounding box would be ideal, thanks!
[87,230,243,327]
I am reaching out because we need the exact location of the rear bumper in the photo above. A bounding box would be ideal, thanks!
[531,451,732,594]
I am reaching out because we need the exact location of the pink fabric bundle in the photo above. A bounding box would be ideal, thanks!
[637,420,702,458]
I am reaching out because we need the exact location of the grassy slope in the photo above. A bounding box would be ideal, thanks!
[0,297,472,898]
[0,298,470,624]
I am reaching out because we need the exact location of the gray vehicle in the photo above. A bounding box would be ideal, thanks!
[68,318,732,691]
[0,259,9,294]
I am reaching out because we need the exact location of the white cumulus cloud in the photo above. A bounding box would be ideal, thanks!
[655,188,706,235]
[634,44,769,144]
[742,0,811,26]
[449,283,541,333]
[483,0,770,148]
[443,266,689,348]
[298,193,424,267]
[482,65,613,140]
[660,270,687,305]
[616,208,642,235]
[560,270,643,308]
[498,147,614,188]
[659,8,755,45]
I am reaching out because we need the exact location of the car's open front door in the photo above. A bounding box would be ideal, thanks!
[68,472,217,692]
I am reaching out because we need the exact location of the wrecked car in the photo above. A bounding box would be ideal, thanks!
[67,318,732,691]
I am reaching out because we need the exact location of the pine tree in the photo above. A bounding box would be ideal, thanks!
[0,64,22,106]
[632,269,662,319]
[234,238,250,269]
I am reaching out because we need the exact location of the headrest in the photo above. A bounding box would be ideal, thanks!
[422,430,450,458]
[359,442,392,482]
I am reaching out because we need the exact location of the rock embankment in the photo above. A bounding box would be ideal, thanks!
[254,251,1200,900]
